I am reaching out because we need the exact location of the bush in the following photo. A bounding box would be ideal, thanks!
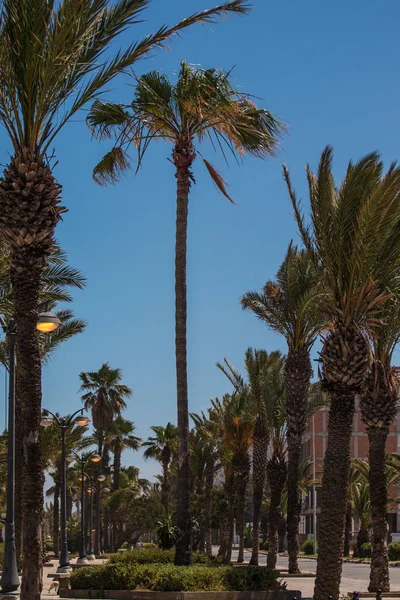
[70,563,284,592]
[109,548,224,567]
[141,542,157,549]
[389,541,400,561]
[360,542,371,558]
[120,542,129,550]
[302,539,315,555]
[156,518,177,550]
[45,539,53,552]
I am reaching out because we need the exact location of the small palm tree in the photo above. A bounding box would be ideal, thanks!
[287,147,400,600]
[88,61,283,565]
[0,2,250,591]
[241,246,324,572]
[143,423,178,517]
[106,417,141,491]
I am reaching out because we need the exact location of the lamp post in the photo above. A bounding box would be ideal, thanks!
[67,451,101,564]
[40,410,90,573]
[85,474,106,560]
[0,308,61,595]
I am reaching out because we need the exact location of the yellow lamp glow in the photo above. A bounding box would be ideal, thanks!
[36,312,62,333]
[97,474,106,482]
[90,454,101,463]
[74,415,90,427]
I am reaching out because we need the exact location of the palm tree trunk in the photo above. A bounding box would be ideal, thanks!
[204,458,214,557]
[95,434,103,556]
[267,457,287,569]
[278,516,286,552]
[52,479,60,558]
[15,386,23,569]
[314,391,355,600]
[236,476,247,563]
[287,439,301,573]
[344,503,352,557]
[113,445,121,491]
[357,525,369,557]
[173,140,194,567]
[250,418,268,566]
[12,259,45,600]
[368,427,390,592]
[162,457,170,517]
[285,348,311,574]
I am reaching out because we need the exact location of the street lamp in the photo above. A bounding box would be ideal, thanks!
[0,308,61,595]
[84,474,105,560]
[66,451,101,564]
[40,409,90,573]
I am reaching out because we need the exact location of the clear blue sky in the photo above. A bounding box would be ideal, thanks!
[1,0,400,481]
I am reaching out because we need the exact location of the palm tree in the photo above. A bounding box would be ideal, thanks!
[0,2,250,591]
[80,363,132,554]
[107,417,141,491]
[359,296,400,591]
[0,245,86,567]
[286,147,400,600]
[241,245,324,572]
[190,410,219,557]
[143,423,178,517]
[88,61,283,565]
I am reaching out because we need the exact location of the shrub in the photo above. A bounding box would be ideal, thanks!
[360,542,371,558]
[109,548,224,567]
[156,518,177,550]
[120,542,129,550]
[141,542,157,549]
[302,539,315,555]
[70,563,284,592]
[45,539,53,552]
[389,541,400,561]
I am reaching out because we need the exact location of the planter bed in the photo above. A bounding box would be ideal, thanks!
[61,590,301,600]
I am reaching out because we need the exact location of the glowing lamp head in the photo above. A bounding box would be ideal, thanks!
[97,474,106,482]
[90,454,101,463]
[40,415,53,428]
[36,312,62,333]
[74,415,90,427]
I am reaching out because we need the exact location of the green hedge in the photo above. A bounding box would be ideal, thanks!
[302,539,315,555]
[389,541,400,561]
[70,563,283,592]
[360,542,371,558]
[109,548,224,566]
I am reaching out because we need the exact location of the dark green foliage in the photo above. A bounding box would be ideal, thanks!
[66,516,81,554]
[360,542,371,558]
[142,543,157,549]
[156,518,177,550]
[45,539,53,552]
[109,548,224,566]
[301,539,315,555]
[388,541,400,561]
[70,563,283,592]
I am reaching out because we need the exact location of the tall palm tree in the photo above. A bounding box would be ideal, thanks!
[241,246,324,572]
[80,363,131,554]
[0,245,86,567]
[106,417,141,491]
[286,147,400,600]
[0,2,250,592]
[88,61,283,565]
[143,423,178,517]
[359,296,400,591]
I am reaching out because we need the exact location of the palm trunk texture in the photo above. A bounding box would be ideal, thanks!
[368,427,390,592]
[314,391,355,600]
[250,417,268,566]
[113,446,121,491]
[204,458,214,557]
[162,457,170,517]
[267,457,287,569]
[13,259,45,600]
[236,477,247,564]
[285,348,312,574]
[15,385,23,569]
[52,478,60,558]
[173,139,195,567]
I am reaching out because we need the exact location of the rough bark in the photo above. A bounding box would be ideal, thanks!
[236,477,247,564]
[368,427,390,592]
[314,391,355,600]
[161,456,170,517]
[12,255,45,600]
[266,458,287,569]
[15,385,23,569]
[52,478,60,558]
[344,503,352,557]
[173,139,195,566]
[287,439,301,572]
[278,517,286,552]
[113,445,121,491]
[204,458,214,557]
[249,417,268,566]
[285,348,312,574]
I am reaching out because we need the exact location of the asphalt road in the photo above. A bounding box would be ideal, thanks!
[228,549,400,596]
